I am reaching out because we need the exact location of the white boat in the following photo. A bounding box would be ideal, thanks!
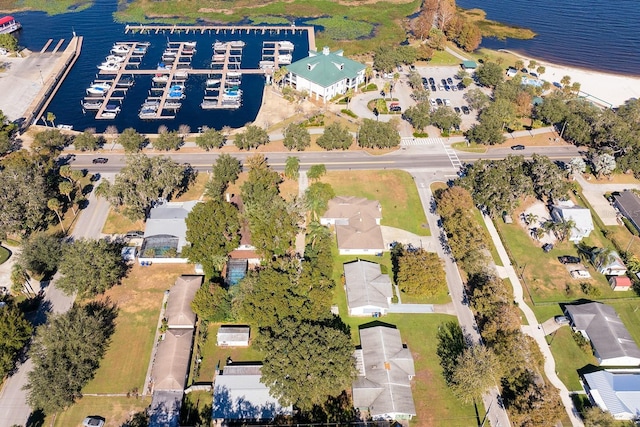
[98,62,120,71]
[86,83,111,95]
[139,106,158,118]
[104,104,121,113]
[277,54,292,65]
[227,71,242,78]
[116,77,134,87]
[212,54,225,62]
[184,41,197,48]
[81,99,102,110]
[206,79,221,87]
[56,124,73,130]
[229,41,245,48]
[213,41,227,50]
[164,101,182,109]
[111,44,130,54]
[200,100,218,109]
[174,70,188,79]
[106,55,125,63]
[162,50,177,57]
[100,112,117,119]
[142,100,160,108]
[152,74,169,83]
[277,41,294,50]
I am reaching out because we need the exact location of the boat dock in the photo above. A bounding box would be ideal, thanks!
[125,24,316,51]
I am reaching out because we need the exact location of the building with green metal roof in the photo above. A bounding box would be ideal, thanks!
[286,46,366,102]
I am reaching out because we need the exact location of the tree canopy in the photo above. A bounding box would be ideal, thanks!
[118,128,147,153]
[205,153,241,198]
[392,244,446,297]
[316,123,352,150]
[184,199,241,277]
[357,119,400,148]
[283,122,311,151]
[233,125,269,150]
[26,301,117,414]
[58,239,128,297]
[18,233,61,279]
[191,283,232,322]
[195,127,225,150]
[99,154,195,220]
[0,303,33,379]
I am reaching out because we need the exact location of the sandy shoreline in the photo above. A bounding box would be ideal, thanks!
[500,49,640,108]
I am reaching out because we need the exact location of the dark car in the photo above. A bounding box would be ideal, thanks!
[553,82,562,88]
[441,78,447,85]
[431,84,437,92]
[409,65,416,71]
[454,107,461,114]
[428,77,435,85]
[542,243,554,253]
[461,106,470,115]
[389,103,402,112]
[435,98,443,106]
[446,77,453,85]
[558,255,581,264]
[444,84,450,91]
[92,157,108,164]
[511,144,525,150]
[421,77,428,84]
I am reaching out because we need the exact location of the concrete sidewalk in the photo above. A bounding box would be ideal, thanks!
[481,214,583,426]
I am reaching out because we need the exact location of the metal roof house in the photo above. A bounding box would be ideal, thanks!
[565,302,640,366]
[550,203,594,242]
[343,260,393,316]
[140,200,200,264]
[320,196,384,255]
[352,325,416,420]
[165,275,202,329]
[286,46,365,102]
[613,190,640,234]
[212,363,292,422]
[217,325,250,347]
[583,370,640,420]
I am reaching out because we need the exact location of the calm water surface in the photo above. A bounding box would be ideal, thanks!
[7,0,309,132]
[457,0,640,75]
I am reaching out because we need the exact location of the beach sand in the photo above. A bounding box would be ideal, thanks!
[505,50,640,108]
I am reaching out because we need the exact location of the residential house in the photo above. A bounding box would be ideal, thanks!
[320,196,385,255]
[212,363,292,422]
[165,275,202,329]
[217,325,250,347]
[550,203,594,242]
[343,260,393,316]
[610,276,633,291]
[140,200,200,264]
[565,302,640,366]
[613,190,640,234]
[149,275,201,427]
[583,369,640,420]
[286,46,365,102]
[592,250,627,276]
[352,325,416,420]
[506,68,518,77]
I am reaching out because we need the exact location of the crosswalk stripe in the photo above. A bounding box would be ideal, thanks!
[400,137,443,146]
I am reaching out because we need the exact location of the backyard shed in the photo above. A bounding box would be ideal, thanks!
[462,60,477,70]
[610,276,632,291]
[217,325,250,347]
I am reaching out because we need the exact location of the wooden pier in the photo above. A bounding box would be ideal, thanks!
[124,24,316,51]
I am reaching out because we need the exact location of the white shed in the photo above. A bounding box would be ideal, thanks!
[217,325,250,347]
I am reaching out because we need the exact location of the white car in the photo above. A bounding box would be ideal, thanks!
[444,99,451,106]
[83,417,105,427]
[429,98,437,107]
[570,270,592,279]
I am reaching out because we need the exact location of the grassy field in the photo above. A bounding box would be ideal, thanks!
[457,8,536,40]
[83,264,195,394]
[320,170,430,236]
[0,245,10,265]
[0,0,93,14]
[194,323,264,383]
[102,209,145,235]
[547,327,597,391]
[174,173,208,202]
[52,395,151,427]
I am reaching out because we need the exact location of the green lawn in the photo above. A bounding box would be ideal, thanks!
[321,170,430,236]
[0,245,10,265]
[52,396,151,427]
[547,327,597,391]
[195,323,264,383]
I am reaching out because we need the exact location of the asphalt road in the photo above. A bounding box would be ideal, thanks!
[0,177,111,427]
[413,171,512,427]
[69,144,581,174]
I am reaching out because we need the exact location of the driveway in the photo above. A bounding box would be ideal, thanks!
[380,226,435,252]
[574,174,640,226]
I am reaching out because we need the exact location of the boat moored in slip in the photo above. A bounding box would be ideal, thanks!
[183,41,197,48]
[105,55,125,63]
[111,44,130,54]
[200,100,218,109]
[86,83,111,96]
[206,79,221,87]
[277,54,292,65]
[98,62,120,71]
[227,71,242,78]
[0,16,21,35]
[213,41,227,50]
[164,101,182,109]
[116,76,134,87]
[229,40,245,48]
[100,111,117,119]
[212,54,225,62]
[81,99,103,110]
[277,41,294,50]
[153,74,169,83]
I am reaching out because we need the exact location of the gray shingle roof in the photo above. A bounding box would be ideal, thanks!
[322,196,384,251]
[583,370,640,418]
[344,260,392,312]
[165,275,202,328]
[217,325,250,343]
[287,48,365,88]
[152,329,194,391]
[353,326,416,418]
[614,190,640,233]
[565,302,640,364]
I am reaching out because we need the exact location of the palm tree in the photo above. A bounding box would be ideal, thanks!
[273,66,288,89]
[11,264,35,296]
[524,213,538,226]
[59,181,76,216]
[383,82,391,100]
[46,112,56,128]
[284,156,300,180]
[344,88,354,110]
[105,125,118,148]
[48,198,65,233]
[365,66,374,86]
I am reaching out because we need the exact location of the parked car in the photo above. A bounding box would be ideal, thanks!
[409,64,416,71]
[446,77,454,85]
[431,84,437,92]
[461,106,470,115]
[511,144,525,150]
[125,230,144,239]
[92,157,108,164]
[571,270,592,279]
[389,105,402,112]
[558,255,581,264]
[428,77,435,85]
[554,315,570,325]
[435,98,443,106]
[441,78,447,85]
[444,99,451,106]
[451,85,458,91]
[542,243,554,252]
[454,107,461,114]
[83,417,105,427]
[444,85,450,91]
[429,99,437,107]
